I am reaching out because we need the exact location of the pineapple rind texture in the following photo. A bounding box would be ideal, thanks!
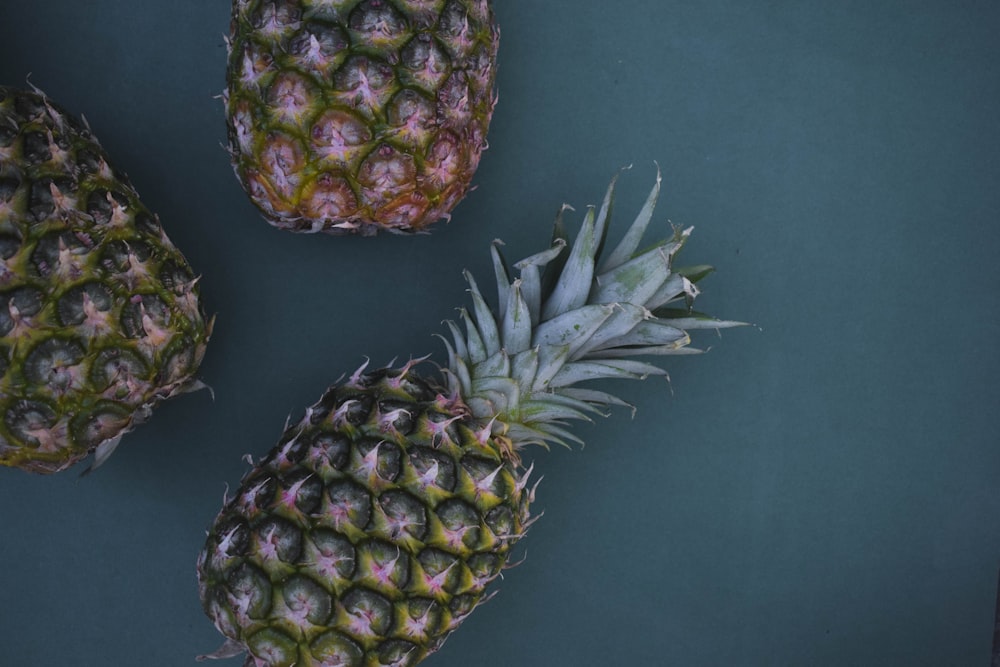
[198,368,531,667]
[198,171,742,666]
[0,86,211,474]
[226,0,498,235]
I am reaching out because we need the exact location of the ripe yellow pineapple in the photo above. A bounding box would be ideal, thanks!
[0,85,212,473]
[197,172,743,666]
[226,0,499,235]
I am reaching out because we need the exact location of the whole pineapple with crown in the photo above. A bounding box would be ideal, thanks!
[226,0,498,235]
[197,171,742,666]
[0,85,212,474]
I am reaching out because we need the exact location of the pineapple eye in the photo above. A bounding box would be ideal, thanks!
[250,1,301,36]
[377,399,416,435]
[31,229,88,279]
[88,348,150,390]
[4,398,57,446]
[224,562,273,619]
[119,294,170,340]
[484,504,516,542]
[339,587,394,637]
[437,0,475,47]
[326,479,374,531]
[400,34,450,91]
[157,260,194,294]
[0,176,21,203]
[280,574,333,626]
[306,529,357,580]
[0,233,22,266]
[304,432,351,470]
[74,147,103,176]
[12,93,45,121]
[252,515,303,564]
[57,282,114,326]
[28,179,56,221]
[133,211,163,238]
[0,286,44,335]
[21,131,51,165]
[86,188,129,225]
[409,445,457,492]
[22,337,85,388]
[378,489,429,540]
[98,239,131,274]
[358,437,403,482]
[348,0,408,42]
[466,552,503,585]
[434,498,482,550]
[307,633,364,666]
[281,470,324,514]
[339,394,374,425]
[285,24,348,75]
[70,404,132,449]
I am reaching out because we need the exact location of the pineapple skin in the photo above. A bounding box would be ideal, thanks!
[226,0,499,235]
[198,366,531,667]
[0,86,212,473]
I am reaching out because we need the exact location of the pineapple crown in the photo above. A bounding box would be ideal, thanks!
[438,168,743,450]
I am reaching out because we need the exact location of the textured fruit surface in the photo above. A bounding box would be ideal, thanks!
[198,367,530,666]
[197,172,742,666]
[0,86,212,474]
[226,0,498,235]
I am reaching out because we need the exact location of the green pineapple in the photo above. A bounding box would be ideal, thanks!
[0,85,212,474]
[197,172,742,666]
[226,0,498,235]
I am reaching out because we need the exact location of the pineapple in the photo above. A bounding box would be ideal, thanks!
[226,0,499,235]
[0,85,212,474]
[197,171,742,666]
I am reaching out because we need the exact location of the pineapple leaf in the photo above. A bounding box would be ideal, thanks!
[549,359,668,387]
[591,244,672,305]
[579,303,650,356]
[646,273,694,310]
[592,320,689,350]
[675,264,716,284]
[510,347,540,396]
[473,350,511,380]
[598,165,662,272]
[532,304,614,359]
[542,207,597,320]
[444,320,469,362]
[592,167,622,262]
[540,205,573,301]
[490,241,512,322]
[501,281,532,354]
[653,308,748,330]
[465,271,501,357]
[520,397,594,424]
[460,308,486,364]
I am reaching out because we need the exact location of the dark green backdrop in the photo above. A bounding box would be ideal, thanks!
[1,2,998,665]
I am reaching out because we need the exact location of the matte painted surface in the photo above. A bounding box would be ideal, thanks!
[1,2,998,665]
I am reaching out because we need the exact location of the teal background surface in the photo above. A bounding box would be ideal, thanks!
[2,2,999,665]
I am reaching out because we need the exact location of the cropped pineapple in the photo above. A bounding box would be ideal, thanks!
[0,85,212,473]
[197,171,742,666]
[226,0,499,235]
